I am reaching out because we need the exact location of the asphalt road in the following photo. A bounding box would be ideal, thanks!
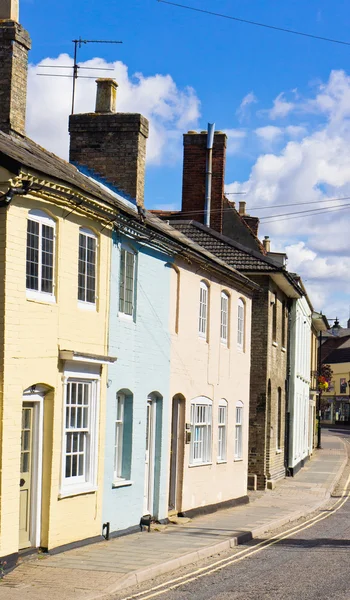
[117,429,350,600]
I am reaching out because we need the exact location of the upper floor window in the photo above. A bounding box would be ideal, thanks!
[281,301,287,348]
[199,281,209,338]
[119,248,135,316]
[190,397,212,465]
[217,399,227,462]
[272,292,278,343]
[235,401,244,460]
[26,209,55,298]
[220,292,229,345]
[237,298,245,350]
[78,228,97,305]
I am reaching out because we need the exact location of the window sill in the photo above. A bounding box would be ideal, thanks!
[216,459,227,464]
[112,479,133,489]
[234,457,243,462]
[58,484,98,499]
[118,312,134,322]
[198,334,208,343]
[78,301,96,311]
[189,462,212,468]
[281,347,286,353]
[276,449,282,454]
[26,291,56,305]
[272,341,278,347]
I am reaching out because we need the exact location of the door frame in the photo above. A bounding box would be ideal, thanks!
[144,398,156,516]
[21,393,44,548]
[168,395,185,513]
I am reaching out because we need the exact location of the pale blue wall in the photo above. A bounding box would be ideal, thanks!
[102,229,172,533]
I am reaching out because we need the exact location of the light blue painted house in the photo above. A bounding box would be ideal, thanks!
[66,78,174,534]
[102,219,173,534]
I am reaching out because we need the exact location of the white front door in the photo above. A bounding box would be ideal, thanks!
[19,405,34,548]
[144,399,155,515]
[19,396,44,550]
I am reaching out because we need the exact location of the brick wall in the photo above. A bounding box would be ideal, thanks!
[182,132,226,233]
[248,275,288,489]
[69,112,149,206]
[0,21,31,136]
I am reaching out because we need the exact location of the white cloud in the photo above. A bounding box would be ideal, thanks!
[236,91,257,121]
[27,55,200,165]
[227,69,350,317]
[267,92,295,120]
[224,128,246,155]
[285,125,307,138]
[255,126,283,142]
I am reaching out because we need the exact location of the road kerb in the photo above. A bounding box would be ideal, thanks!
[95,442,349,600]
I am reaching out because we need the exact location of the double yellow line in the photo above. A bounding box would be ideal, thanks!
[121,470,350,600]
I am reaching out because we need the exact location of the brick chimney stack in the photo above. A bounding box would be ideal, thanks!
[69,79,149,206]
[181,130,227,233]
[0,0,31,136]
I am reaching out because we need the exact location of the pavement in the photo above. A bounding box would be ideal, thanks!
[0,430,347,600]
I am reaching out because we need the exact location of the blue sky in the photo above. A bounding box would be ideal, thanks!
[21,0,350,322]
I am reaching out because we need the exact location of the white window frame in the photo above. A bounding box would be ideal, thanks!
[119,247,136,317]
[114,393,125,481]
[199,281,209,339]
[217,399,227,462]
[237,298,245,350]
[190,397,212,465]
[26,209,56,302]
[60,371,100,498]
[220,292,229,345]
[235,401,244,460]
[78,228,97,309]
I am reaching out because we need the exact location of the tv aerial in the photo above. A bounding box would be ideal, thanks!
[37,37,123,114]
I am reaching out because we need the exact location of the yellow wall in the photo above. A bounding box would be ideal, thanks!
[169,259,252,511]
[323,361,350,398]
[0,190,111,557]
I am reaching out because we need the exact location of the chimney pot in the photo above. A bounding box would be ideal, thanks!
[239,201,246,216]
[263,235,271,253]
[0,0,19,21]
[95,79,118,113]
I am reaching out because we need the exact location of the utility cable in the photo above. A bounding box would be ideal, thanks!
[161,196,350,218]
[260,203,350,223]
[157,0,350,47]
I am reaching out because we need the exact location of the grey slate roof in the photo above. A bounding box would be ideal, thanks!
[0,131,137,217]
[170,220,283,273]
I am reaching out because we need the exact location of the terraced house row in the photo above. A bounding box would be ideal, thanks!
[0,1,328,569]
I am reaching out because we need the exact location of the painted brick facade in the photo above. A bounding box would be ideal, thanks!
[102,232,171,532]
[0,187,112,561]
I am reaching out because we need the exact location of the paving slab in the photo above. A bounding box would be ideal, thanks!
[1,431,347,600]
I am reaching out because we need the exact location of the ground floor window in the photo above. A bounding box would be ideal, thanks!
[217,400,227,461]
[190,397,212,465]
[61,377,99,495]
[235,401,243,460]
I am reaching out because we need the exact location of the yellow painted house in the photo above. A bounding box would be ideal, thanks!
[0,132,127,564]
